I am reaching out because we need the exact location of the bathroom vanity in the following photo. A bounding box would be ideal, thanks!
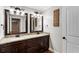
[1,9,49,53]
[0,33,50,53]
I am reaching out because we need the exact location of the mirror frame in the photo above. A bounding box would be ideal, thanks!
[4,9,28,35]
[30,14,43,33]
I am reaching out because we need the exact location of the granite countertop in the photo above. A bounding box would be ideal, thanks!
[0,32,50,44]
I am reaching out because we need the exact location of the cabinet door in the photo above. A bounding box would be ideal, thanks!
[26,38,41,53]
[0,40,27,53]
[0,43,17,53]
[0,43,14,53]
[26,35,49,53]
[0,41,25,53]
[39,35,49,52]
[9,43,18,53]
[16,40,27,53]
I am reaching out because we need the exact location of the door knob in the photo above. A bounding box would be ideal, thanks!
[63,37,65,39]
[62,37,67,40]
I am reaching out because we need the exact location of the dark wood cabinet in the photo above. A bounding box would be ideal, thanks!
[0,35,49,53]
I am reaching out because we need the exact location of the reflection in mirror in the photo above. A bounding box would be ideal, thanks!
[5,9,28,35]
[30,14,43,33]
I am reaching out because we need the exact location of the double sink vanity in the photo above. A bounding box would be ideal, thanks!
[0,33,50,53]
[0,9,50,53]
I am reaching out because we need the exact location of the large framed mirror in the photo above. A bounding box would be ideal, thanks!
[30,14,43,33]
[4,9,28,35]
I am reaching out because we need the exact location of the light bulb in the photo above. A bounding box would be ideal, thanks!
[21,11,25,16]
[10,8,14,14]
[16,9,20,15]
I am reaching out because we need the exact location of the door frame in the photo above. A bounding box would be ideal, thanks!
[61,7,67,53]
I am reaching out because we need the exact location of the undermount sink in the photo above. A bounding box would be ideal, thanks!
[36,32,40,34]
[15,34,20,37]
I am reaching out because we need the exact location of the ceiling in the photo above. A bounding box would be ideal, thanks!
[25,6,51,12]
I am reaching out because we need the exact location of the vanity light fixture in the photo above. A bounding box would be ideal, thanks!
[15,7,20,15]
[20,9,25,16]
[34,11,41,18]
[10,6,25,16]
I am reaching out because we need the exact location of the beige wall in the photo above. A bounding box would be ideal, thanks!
[43,6,62,52]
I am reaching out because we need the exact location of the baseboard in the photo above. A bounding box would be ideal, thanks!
[49,48,60,53]
[53,50,59,53]
[49,48,54,52]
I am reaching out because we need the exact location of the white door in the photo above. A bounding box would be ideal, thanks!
[62,7,79,53]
